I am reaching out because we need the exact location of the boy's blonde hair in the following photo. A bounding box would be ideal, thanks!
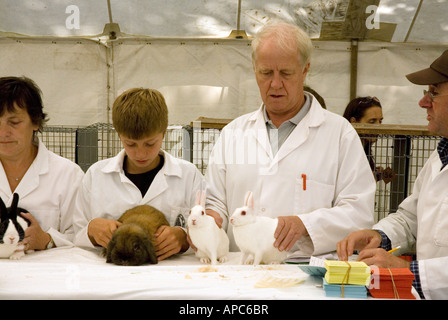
[112,88,168,139]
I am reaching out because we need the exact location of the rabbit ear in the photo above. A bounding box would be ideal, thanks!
[11,193,19,215]
[195,190,206,207]
[200,190,206,208]
[244,191,254,209]
[195,190,201,206]
[0,196,7,221]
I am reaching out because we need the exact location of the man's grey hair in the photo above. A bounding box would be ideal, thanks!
[251,21,313,70]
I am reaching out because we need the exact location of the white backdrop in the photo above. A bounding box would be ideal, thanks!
[1,0,447,126]
[0,37,443,126]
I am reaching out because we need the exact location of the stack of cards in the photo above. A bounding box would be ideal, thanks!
[324,261,371,286]
[369,267,415,299]
[323,279,368,298]
[323,261,371,298]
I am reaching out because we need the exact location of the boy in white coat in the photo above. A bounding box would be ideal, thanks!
[73,88,203,261]
[337,50,448,299]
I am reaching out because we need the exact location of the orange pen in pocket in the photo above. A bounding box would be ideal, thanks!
[301,174,306,191]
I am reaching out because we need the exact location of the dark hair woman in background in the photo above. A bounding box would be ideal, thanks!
[343,96,384,181]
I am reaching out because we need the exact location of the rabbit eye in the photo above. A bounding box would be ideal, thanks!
[241,210,246,216]
[201,211,205,215]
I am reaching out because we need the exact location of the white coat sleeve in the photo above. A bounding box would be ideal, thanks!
[299,127,376,254]
[204,133,229,230]
[372,167,422,253]
[48,166,84,247]
[72,170,96,248]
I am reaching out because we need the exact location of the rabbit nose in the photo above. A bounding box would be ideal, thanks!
[192,219,196,225]
[9,237,15,243]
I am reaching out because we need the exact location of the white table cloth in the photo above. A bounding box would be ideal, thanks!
[0,247,330,300]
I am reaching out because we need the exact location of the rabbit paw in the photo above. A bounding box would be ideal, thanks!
[10,250,25,260]
[200,257,211,264]
[218,256,228,263]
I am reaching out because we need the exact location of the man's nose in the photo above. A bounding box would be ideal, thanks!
[270,72,283,89]
[419,93,432,109]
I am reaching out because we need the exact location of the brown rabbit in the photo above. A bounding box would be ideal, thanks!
[106,205,169,266]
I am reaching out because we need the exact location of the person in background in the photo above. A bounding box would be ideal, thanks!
[0,76,84,250]
[73,88,203,261]
[205,21,376,256]
[304,86,326,109]
[343,96,384,181]
[337,49,448,299]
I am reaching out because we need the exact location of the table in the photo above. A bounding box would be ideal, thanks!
[0,247,419,301]
[0,247,329,300]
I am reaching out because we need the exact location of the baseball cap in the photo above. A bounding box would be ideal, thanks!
[406,50,448,85]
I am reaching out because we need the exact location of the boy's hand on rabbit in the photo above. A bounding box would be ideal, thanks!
[274,216,308,251]
[154,225,188,261]
[88,218,122,248]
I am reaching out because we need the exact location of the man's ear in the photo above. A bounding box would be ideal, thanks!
[302,62,310,77]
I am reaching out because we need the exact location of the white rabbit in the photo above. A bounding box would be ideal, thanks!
[230,191,288,265]
[187,190,229,265]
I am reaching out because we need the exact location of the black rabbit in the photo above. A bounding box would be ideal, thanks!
[0,193,30,259]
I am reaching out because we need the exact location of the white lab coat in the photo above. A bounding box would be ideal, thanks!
[206,98,376,254]
[374,149,448,299]
[73,149,204,248]
[0,139,84,247]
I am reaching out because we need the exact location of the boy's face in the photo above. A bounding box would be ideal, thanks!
[120,131,164,174]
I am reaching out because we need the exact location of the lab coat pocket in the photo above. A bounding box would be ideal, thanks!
[434,200,448,246]
[169,206,190,229]
[295,178,335,214]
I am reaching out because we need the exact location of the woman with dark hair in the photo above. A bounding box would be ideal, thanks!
[0,76,84,251]
[343,96,384,181]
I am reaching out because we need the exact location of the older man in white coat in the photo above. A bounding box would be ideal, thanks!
[205,21,376,256]
[337,50,448,299]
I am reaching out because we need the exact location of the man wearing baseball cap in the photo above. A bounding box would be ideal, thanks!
[336,50,448,299]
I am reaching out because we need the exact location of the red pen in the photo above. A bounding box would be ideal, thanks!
[302,174,306,191]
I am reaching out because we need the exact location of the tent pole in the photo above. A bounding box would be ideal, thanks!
[237,0,242,31]
[404,0,423,42]
[107,0,114,23]
[350,39,358,101]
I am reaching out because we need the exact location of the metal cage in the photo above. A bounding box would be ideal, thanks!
[38,121,440,223]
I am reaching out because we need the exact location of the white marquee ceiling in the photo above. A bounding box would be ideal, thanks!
[1,0,447,43]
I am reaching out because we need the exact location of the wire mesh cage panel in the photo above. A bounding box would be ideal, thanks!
[40,122,439,223]
[192,127,220,174]
[37,126,77,162]
[356,125,440,222]
[41,123,188,172]
[362,134,435,222]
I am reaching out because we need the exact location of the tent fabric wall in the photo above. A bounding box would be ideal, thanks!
[0,38,108,125]
[1,37,444,126]
[1,1,447,127]
[112,39,259,125]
